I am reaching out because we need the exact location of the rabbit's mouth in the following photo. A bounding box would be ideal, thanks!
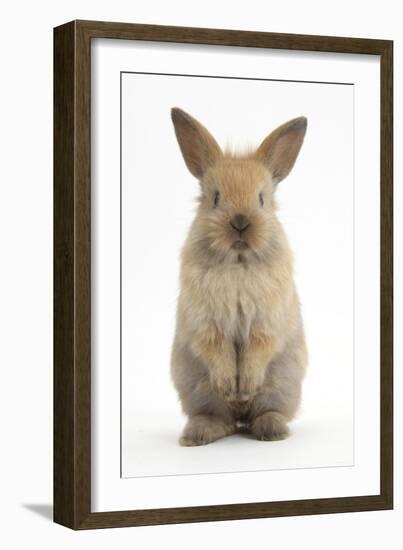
[232,240,249,250]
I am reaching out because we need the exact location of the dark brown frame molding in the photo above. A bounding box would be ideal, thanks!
[54,20,393,529]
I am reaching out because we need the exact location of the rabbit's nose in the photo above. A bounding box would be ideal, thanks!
[230,214,250,233]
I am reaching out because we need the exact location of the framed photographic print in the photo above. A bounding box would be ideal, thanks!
[54,20,393,529]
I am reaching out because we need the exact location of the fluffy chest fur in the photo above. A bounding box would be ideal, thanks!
[180,258,294,343]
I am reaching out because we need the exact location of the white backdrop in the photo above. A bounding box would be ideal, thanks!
[121,73,355,477]
[0,1,401,549]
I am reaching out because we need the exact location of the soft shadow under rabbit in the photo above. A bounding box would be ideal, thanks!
[170,108,308,446]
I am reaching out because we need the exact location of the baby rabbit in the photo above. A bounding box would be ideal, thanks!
[170,108,308,446]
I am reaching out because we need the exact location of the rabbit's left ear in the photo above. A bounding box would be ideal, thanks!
[256,117,307,184]
[171,108,222,179]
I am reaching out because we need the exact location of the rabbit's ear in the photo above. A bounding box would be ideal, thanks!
[256,117,307,184]
[171,108,222,179]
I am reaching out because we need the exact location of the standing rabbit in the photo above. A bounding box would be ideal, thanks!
[170,108,308,446]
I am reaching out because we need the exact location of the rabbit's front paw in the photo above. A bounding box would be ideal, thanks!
[238,368,265,401]
[209,370,237,401]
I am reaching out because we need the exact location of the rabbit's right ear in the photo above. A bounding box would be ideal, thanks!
[171,108,222,179]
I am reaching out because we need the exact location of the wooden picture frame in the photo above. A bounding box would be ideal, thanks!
[54,20,393,529]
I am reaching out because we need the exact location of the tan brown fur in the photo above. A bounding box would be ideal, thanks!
[170,108,308,446]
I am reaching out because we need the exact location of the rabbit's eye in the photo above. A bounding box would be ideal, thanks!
[213,190,220,207]
[259,192,264,207]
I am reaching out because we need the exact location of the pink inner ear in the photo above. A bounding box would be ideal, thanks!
[257,118,307,184]
[171,108,222,179]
